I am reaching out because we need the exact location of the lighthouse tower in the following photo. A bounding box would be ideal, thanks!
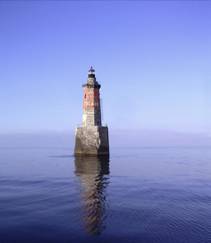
[74,67,109,156]
[82,66,102,127]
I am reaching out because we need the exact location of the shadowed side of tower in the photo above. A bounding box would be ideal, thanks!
[74,67,109,155]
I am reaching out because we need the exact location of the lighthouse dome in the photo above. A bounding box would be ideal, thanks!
[83,66,100,88]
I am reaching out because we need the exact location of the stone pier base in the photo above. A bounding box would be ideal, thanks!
[74,126,109,156]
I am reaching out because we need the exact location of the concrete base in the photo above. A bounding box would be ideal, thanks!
[74,126,109,155]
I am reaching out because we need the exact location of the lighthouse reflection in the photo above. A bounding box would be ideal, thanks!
[74,156,110,235]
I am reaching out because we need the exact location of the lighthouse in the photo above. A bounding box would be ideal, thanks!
[74,67,109,156]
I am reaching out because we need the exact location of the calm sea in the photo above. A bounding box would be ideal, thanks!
[0,141,211,242]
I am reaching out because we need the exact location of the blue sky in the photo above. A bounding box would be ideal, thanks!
[0,1,210,134]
